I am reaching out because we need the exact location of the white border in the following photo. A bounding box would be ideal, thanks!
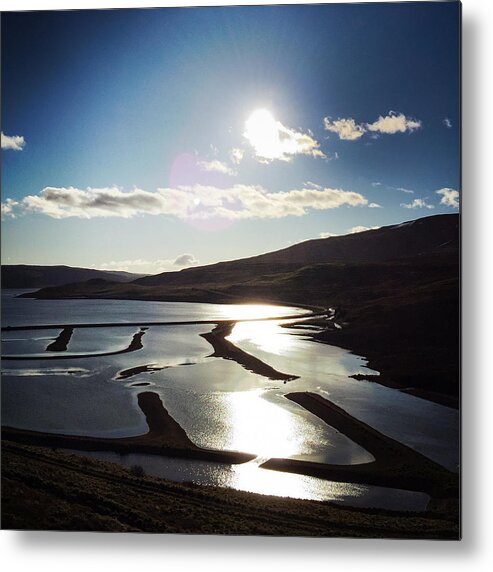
[2,0,493,570]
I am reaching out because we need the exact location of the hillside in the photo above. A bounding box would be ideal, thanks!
[2,440,458,537]
[1,264,146,289]
[135,213,458,288]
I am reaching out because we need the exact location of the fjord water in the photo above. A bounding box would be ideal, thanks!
[1,290,458,510]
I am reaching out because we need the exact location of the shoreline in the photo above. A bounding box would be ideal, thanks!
[2,391,255,465]
[1,310,318,332]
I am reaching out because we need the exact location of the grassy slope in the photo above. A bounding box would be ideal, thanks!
[1,440,459,538]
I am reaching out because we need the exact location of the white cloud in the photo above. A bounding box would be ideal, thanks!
[323,117,366,141]
[319,231,338,238]
[371,182,382,187]
[20,186,184,219]
[1,132,26,151]
[5,184,370,221]
[244,109,325,162]
[197,159,236,176]
[230,148,244,165]
[443,118,453,129]
[436,187,459,209]
[349,225,380,234]
[1,198,21,219]
[396,187,415,194]
[368,202,382,208]
[323,111,421,141]
[173,253,199,267]
[401,198,434,210]
[96,254,200,275]
[367,112,422,134]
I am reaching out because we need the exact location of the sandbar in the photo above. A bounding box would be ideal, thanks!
[2,391,255,465]
[261,392,458,501]
[201,322,298,382]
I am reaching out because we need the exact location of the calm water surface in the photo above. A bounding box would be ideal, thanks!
[1,289,458,510]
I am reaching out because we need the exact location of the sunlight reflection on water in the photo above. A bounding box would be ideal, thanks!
[1,294,459,507]
[62,449,430,511]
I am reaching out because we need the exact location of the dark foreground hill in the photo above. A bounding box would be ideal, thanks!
[21,214,460,406]
[1,440,459,537]
[1,264,146,289]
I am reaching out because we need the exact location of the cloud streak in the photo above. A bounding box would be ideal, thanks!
[401,198,434,210]
[4,184,371,221]
[197,159,236,176]
[96,254,200,274]
[1,132,26,151]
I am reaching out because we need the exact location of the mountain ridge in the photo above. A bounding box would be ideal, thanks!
[1,264,147,289]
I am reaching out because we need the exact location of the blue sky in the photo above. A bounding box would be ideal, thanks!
[1,2,460,273]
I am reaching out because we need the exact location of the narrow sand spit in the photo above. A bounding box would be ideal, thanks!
[261,392,459,501]
[201,322,298,382]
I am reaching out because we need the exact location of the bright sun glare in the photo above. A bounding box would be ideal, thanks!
[244,108,281,160]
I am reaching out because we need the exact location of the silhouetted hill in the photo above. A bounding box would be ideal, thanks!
[135,214,458,288]
[1,265,146,289]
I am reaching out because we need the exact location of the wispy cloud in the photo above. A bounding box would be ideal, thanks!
[368,202,382,208]
[371,182,414,194]
[197,159,236,176]
[319,231,338,238]
[3,184,371,221]
[243,109,325,162]
[443,118,453,129]
[436,187,459,209]
[367,112,421,134]
[323,117,365,141]
[304,181,322,190]
[1,132,26,151]
[96,253,200,274]
[401,198,434,210]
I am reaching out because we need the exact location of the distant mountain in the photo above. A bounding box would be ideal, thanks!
[1,265,147,289]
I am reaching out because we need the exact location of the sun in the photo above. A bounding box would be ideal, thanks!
[244,108,281,160]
